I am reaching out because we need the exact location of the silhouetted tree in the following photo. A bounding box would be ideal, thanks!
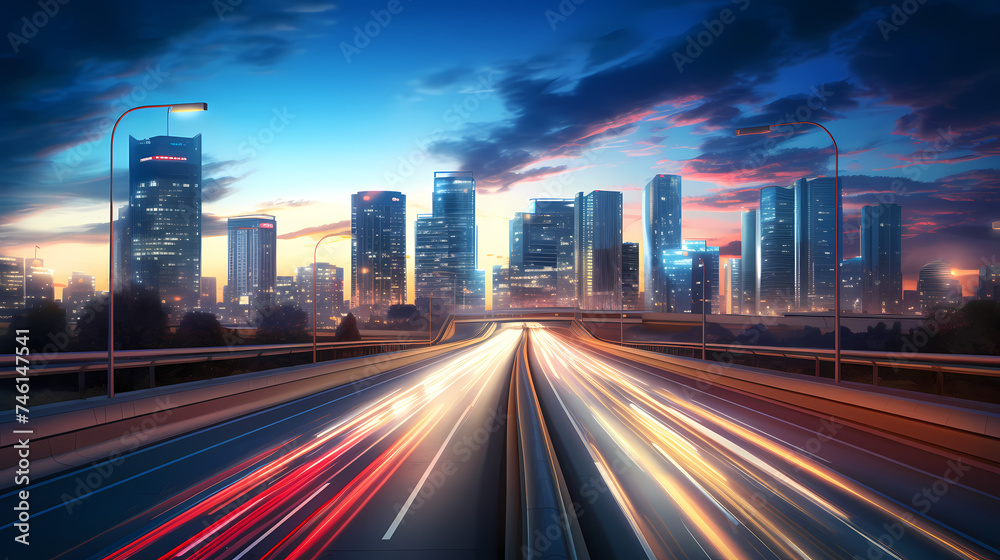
[386,304,423,329]
[174,311,225,348]
[334,312,362,342]
[925,300,1000,355]
[75,287,169,351]
[255,305,309,344]
[2,302,69,353]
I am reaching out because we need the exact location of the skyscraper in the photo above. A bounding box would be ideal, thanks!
[575,190,622,310]
[200,276,217,310]
[414,172,483,310]
[860,203,903,314]
[508,198,575,307]
[492,265,510,310]
[622,242,640,311]
[726,257,741,315]
[296,263,343,328]
[757,186,795,315]
[740,209,757,315]
[113,205,131,292]
[793,177,838,312]
[351,191,406,309]
[63,272,96,321]
[688,241,719,315]
[643,174,682,311]
[128,134,202,313]
[979,264,1000,300]
[840,257,863,313]
[276,276,297,306]
[917,260,961,313]
[227,215,277,314]
[0,256,24,321]
[24,258,54,308]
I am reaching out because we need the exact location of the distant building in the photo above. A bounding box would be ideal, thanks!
[860,203,903,314]
[128,134,203,313]
[917,260,961,313]
[978,264,1000,301]
[659,241,719,314]
[63,272,96,321]
[415,172,483,310]
[24,258,54,308]
[793,177,839,312]
[227,215,277,315]
[840,257,862,313]
[0,256,24,321]
[509,198,576,308]
[758,185,795,315]
[276,276,297,306]
[113,205,131,292]
[296,263,343,328]
[725,257,741,315]
[200,276,217,310]
[352,191,406,309]
[575,190,622,310]
[902,290,921,315]
[740,209,757,315]
[622,242,640,310]
[643,174,682,311]
[492,266,510,310]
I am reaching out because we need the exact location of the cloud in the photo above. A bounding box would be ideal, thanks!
[278,220,351,240]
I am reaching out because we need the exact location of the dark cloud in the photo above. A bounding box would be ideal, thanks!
[587,28,643,67]
[417,66,475,91]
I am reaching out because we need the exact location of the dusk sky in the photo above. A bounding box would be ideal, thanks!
[2,0,998,304]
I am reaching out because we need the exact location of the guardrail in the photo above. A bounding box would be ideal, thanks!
[577,323,1000,403]
[0,338,431,408]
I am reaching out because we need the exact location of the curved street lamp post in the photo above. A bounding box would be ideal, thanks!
[736,121,840,382]
[108,103,207,398]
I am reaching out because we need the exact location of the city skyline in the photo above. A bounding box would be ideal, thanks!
[2,0,998,311]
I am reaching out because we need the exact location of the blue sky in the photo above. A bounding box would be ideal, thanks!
[2,0,998,303]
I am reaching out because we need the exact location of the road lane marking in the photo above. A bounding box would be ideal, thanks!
[230,482,330,560]
[381,338,514,540]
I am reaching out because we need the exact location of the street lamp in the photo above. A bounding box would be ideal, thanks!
[735,121,841,382]
[313,233,346,363]
[108,102,207,399]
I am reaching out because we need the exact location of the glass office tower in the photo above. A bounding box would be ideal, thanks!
[351,191,407,309]
[740,209,757,315]
[643,174,682,311]
[793,177,838,312]
[575,190,622,310]
[622,242,640,311]
[860,203,903,314]
[415,172,483,310]
[227,215,277,314]
[128,134,203,313]
[508,198,575,307]
[757,186,795,315]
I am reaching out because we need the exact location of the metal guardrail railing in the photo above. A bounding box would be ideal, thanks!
[0,339,429,379]
[575,321,1000,403]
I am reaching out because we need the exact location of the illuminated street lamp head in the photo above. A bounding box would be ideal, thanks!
[168,102,208,113]
[736,125,772,136]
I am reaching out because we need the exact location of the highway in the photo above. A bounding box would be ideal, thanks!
[1,321,998,559]
[527,325,1000,560]
[2,325,522,560]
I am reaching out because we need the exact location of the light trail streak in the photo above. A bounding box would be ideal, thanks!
[95,328,522,560]
[528,326,994,560]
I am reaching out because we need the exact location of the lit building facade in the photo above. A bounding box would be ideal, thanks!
[757,186,795,315]
[575,190,622,310]
[0,256,24,321]
[860,203,903,314]
[351,191,406,308]
[508,198,575,307]
[793,177,838,312]
[622,242,640,311]
[227,215,277,314]
[128,134,203,313]
[643,174,682,311]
